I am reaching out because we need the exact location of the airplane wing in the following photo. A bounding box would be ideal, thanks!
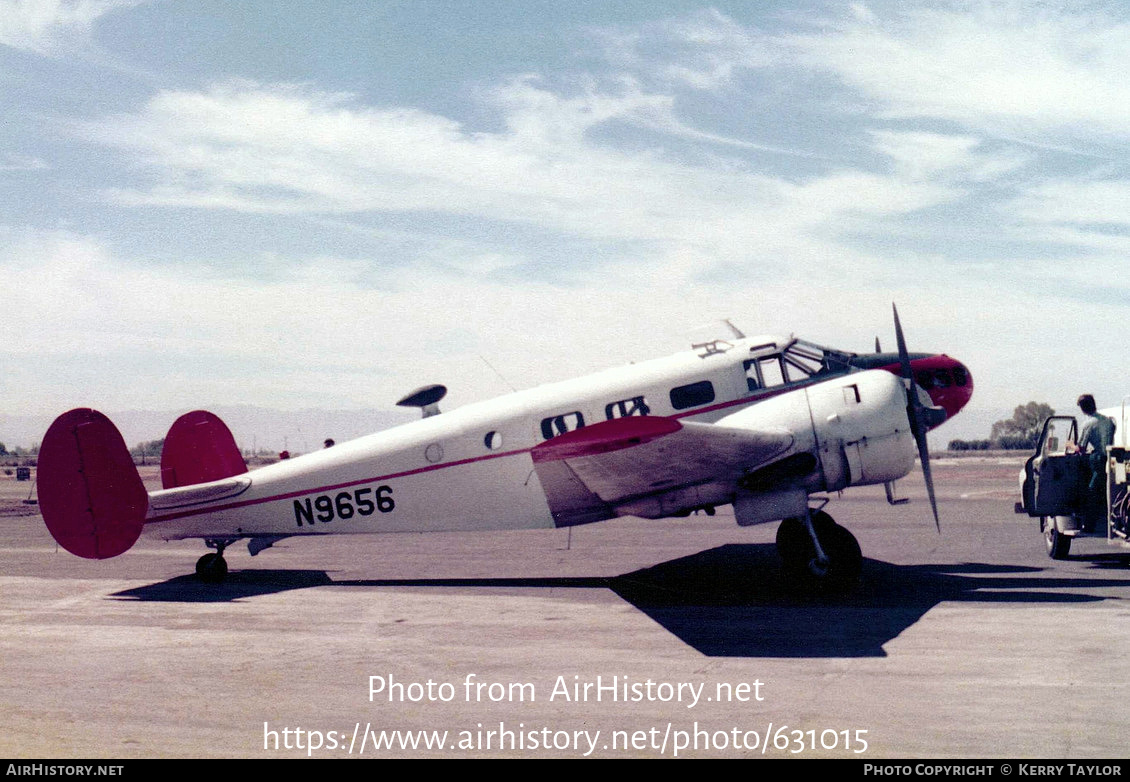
[530,416,794,525]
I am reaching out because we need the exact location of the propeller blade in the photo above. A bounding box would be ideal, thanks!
[875,336,882,353]
[893,303,912,380]
[917,426,940,531]
[893,303,941,532]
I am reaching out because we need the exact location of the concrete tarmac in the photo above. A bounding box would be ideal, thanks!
[1,457,1128,758]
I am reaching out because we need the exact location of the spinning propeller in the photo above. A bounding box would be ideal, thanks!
[892,304,945,531]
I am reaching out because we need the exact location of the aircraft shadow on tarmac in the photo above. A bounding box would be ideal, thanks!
[110,543,1130,658]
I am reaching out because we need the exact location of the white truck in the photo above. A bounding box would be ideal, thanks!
[1017,406,1130,559]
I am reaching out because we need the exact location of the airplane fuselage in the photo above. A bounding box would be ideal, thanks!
[143,335,971,541]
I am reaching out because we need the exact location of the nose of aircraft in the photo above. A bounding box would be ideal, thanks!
[911,355,973,425]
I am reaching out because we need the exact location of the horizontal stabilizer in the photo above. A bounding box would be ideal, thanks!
[161,410,248,489]
[38,408,148,559]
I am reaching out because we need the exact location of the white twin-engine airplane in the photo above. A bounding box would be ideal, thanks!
[38,307,971,589]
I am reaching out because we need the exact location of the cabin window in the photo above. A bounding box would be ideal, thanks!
[670,380,715,410]
[540,411,585,440]
[484,431,503,450]
[605,396,650,419]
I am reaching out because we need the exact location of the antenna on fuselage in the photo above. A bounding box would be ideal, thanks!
[397,384,448,418]
[723,319,746,339]
[478,354,516,392]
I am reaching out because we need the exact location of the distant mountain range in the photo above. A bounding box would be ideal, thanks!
[2,403,1001,453]
[0,406,415,454]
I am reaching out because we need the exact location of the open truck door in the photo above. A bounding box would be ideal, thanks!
[1021,417,1085,517]
[1018,414,1130,559]
[1018,416,1089,558]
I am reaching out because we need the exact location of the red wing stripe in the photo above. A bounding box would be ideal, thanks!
[530,416,682,463]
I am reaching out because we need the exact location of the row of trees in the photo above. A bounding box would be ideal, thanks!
[0,442,39,464]
[949,401,1055,451]
[5,437,280,467]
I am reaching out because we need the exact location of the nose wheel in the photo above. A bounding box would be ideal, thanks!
[776,511,862,592]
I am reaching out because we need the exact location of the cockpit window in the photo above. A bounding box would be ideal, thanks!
[605,396,650,419]
[782,345,825,377]
[743,360,760,391]
[759,356,786,387]
[786,340,854,376]
[744,339,856,393]
[952,366,968,387]
[540,411,585,440]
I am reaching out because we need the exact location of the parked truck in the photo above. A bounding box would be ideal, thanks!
[1017,406,1130,558]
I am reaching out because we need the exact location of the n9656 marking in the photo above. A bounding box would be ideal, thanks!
[294,486,394,526]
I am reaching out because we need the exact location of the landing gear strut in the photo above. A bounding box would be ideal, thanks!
[195,539,231,583]
[776,510,862,592]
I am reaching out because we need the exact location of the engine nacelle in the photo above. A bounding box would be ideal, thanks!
[719,369,915,507]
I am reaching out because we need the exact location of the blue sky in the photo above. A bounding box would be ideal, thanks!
[3,0,1129,440]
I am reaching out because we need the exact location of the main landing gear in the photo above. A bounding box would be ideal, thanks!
[195,539,232,583]
[775,510,862,592]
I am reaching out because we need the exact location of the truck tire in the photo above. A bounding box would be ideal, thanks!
[1043,517,1071,560]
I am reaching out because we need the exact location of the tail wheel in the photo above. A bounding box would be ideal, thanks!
[195,553,228,583]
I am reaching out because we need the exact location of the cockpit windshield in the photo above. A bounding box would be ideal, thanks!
[783,339,856,378]
[743,338,857,391]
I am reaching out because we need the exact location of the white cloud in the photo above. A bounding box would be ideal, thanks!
[0,0,143,54]
[86,79,961,287]
[787,2,1130,140]
[5,223,1116,427]
[14,2,1130,430]
[1011,178,1130,228]
[0,153,48,171]
[869,130,1027,182]
[600,8,780,91]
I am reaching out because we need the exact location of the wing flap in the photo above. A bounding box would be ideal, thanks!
[530,417,794,522]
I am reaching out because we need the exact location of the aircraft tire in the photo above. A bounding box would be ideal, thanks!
[195,553,228,583]
[1043,517,1071,560]
[776,512,861,592]
[814,520,862,591]
[775,516,811,568]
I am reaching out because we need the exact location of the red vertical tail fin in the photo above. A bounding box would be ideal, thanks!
[38,409,148,559]
[160,410,248,489]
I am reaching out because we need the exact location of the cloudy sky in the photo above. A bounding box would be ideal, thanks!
[3,0,1128,442]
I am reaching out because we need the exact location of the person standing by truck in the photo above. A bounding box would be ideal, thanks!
[1071,394,1116,529]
